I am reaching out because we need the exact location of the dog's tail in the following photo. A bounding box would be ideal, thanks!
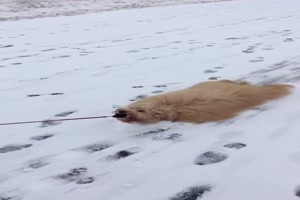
[259,84,293,100]
[239,84,294,106]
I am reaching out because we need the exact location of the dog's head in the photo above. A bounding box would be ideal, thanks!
[113,103,167,124]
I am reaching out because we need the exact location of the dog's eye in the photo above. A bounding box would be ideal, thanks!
[137,109,145,113]
[118,110,127,114]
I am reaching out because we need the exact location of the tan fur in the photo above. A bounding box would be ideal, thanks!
[114,80,294,124]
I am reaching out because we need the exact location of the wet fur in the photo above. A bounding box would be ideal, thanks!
[114,80,294,124]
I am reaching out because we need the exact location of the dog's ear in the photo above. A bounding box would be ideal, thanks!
[113,108,127,114]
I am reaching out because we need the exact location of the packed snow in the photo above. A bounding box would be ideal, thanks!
[1,0,300,199]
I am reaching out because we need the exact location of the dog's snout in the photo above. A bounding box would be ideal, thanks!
[113,113,127,118]
[113,109,128,118]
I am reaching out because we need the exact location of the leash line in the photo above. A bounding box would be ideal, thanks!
[0,116,111,126]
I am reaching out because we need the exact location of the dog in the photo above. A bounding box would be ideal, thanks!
[113,80,294,124]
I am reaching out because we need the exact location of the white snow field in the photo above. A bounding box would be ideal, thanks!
[1,0,300,199]
[0,0,229,21]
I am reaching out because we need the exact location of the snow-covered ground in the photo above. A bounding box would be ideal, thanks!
[0,0,229,21]
[1,0,300,199]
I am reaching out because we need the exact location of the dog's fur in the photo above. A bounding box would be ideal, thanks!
[113,80,294,124]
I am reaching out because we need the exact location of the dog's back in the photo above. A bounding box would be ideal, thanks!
[147,80,293,106]
[188,80,293,101]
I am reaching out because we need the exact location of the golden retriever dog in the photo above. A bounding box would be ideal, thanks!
[113,80,294,124]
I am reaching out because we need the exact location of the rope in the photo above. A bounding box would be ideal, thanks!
[0,115,111,126]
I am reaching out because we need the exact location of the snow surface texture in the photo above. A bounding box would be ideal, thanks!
[0,0,230,22]
[1,0,300,199]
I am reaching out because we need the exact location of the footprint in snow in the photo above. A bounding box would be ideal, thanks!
[56,167,86,181]
[41,48,56,52]
[132,83,176,89]
[126,50,140,53]
[31,134,54,141]
[27,92,64,98]
[242,46,255,53]
[138,56,159,60]
[242,49,254,53]
[261,46,273,51]
[27,94,42,97]
[130,94,148,101]
[152,90,164,94]
[194,151,228,165]
[132,85,144,88]
[49,92,64,96]
[76,143,112,153]
[11,63,22,66]
[26,159,49,169]
[77,177,95,184]
[249,57,264,63]
[215,66,224,69]
[54,110,77,117]
[295,186,300,197]
[0,144,32,153]
[169,185,212,200]
[56,167,95,184]
[152,133,182,141]
[284,38,294,42]
[18,54,38,58]
[225,37,248,40]
[206,43,215,47]
[39,120,62,128]
[204,69,218,74]
[105,148,141,161]
[0,44,14,48]
[0,195,21,200]
[154,84,167,88]
[224,142,246,149]
[135,128,170,137]
[80,53,89,56]
[291,67,300,72]
[208,76,221,80]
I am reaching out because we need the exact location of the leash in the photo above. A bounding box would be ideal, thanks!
[0,115,112,126]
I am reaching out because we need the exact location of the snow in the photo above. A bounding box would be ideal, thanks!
[1,0,300,199]
[0,0,229,22]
